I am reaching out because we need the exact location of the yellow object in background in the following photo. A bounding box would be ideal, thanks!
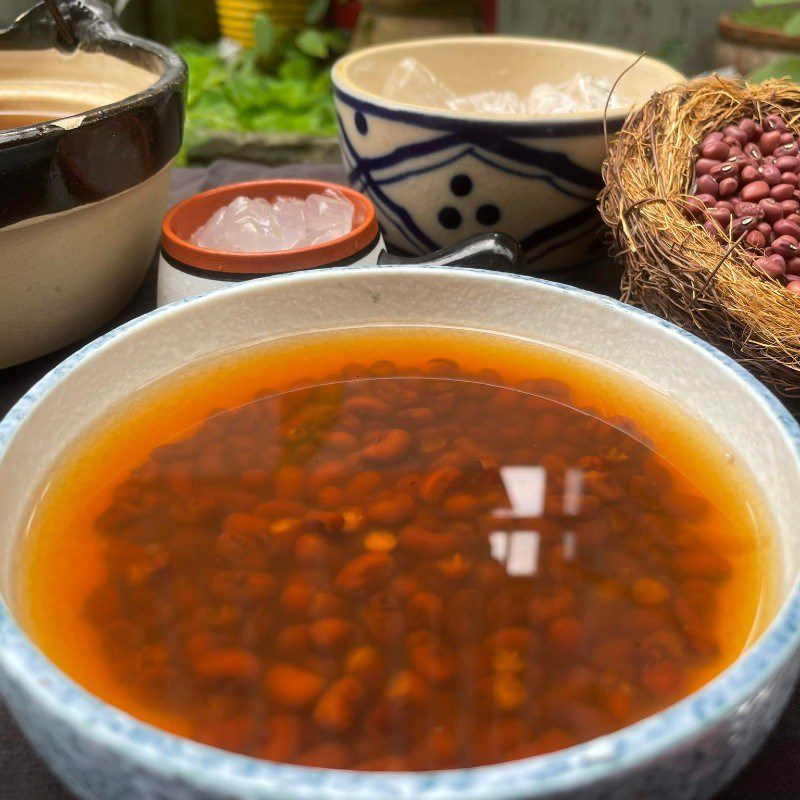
[216,0,309,47]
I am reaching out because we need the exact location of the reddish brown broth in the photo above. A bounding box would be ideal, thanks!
[19,328,770,770]
[0,111,59,130]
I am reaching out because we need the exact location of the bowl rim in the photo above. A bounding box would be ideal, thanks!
[331,35,685,129]
[0,32,185,147]
[1,265,800,799]
[161,179,381,274]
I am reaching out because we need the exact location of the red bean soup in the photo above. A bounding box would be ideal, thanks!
[18,327,775,770]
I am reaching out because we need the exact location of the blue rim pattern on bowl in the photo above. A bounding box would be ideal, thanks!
[2,266,800,799]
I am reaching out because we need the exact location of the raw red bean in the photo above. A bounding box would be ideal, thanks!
[696,175,719,196]
[732,201,760,218]
[776,155,800,172]
[740,180,770,202]
[770,183,796,202]
[765,114,786,132]
[708,208,731,227]
[695,158,719,176]
[757,222,773,239]
[773,219,800,239]
[704,221,725,241]
[781,200,800,214]
[702,131,725,144]
[739,165,759,184]
[787,280,800,295]
[755,256,784,278]
[718,177,738,197]
[684,198,707,220]
[701,140,730,160]
[723,125,747,145]
[710,162,738,180]
[745,143,762,160]
[740,118,758,139]
[781,173,799,188]
[779,141,799,157]
[746,230,766,249]
[787,257,800,275]
[789,213,800,225]
[731,216,756,238]
[759,198,784,224]
[772,235,799,258]
[696,193,717,208]
[760,164,782,187]
[760,130,782,155]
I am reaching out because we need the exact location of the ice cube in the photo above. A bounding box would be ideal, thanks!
[445,91,527,115]
[304,189,355,246]
[190,191,356,253]
[272,196,308,250]
[526,84,577,115]
[191,206,229,250]
[382,57,457,108]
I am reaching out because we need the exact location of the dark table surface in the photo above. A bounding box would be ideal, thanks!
[1,161,799,800]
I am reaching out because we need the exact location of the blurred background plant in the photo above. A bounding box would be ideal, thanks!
[2,0,791,164]
[175,8,348,164]
[716,0,800,80]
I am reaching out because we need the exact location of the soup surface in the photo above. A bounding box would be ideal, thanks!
[0,110,59,130]
[19,327,773,770]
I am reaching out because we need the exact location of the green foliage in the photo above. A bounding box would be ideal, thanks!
[173,19,347,163]
[746,56,800,82]
[253,12,278,65]
[783,9,800,33]
[732,1,800,34]
[296,28,329,58]
[305,0,330,25]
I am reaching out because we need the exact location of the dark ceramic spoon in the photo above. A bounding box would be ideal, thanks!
[378,232,528,275]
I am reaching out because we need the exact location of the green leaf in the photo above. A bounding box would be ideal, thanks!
[784,8,800,33]
[279,52,316,81]
[270,78,315,110]
[296,28,328,59]
[747,56,800,82]
[752,0,798,6]
[323,28,350,54]
[253,12,278,62]
[305,0,330,25]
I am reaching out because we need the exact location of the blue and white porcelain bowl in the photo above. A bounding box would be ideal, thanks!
[1,266,800,800]
[332,37,683,270]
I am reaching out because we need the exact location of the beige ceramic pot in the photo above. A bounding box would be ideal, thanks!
[0,0,185,368]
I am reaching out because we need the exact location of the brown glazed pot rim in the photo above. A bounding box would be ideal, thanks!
[0,0,186,230]
[162,179,380,274]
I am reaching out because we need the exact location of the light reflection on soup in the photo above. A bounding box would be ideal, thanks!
[18,327,775,770]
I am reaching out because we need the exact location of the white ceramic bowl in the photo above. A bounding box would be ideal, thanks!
[332,37,684,270]
[1,267,800,800]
